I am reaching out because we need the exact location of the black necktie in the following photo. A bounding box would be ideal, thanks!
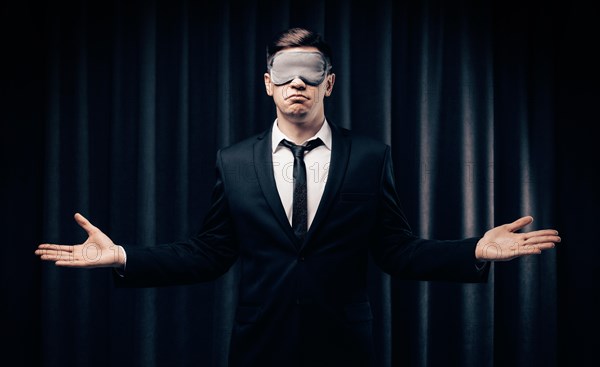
[280,138,324,240]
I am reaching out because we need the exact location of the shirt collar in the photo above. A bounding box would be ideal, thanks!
[271,119,332,154]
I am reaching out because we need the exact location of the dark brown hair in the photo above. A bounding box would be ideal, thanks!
[266,27,333,73]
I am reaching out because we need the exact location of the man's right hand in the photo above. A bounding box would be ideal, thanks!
[35,213,125,269]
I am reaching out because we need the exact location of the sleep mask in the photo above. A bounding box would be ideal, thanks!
[268,51,330,86]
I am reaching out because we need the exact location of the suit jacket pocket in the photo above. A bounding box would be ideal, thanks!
[344,302,373,323]
[235,305,262,324]
[339,193,376,203]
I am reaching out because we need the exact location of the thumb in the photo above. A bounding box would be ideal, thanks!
[505,215,534,232]
[74,212,99,236]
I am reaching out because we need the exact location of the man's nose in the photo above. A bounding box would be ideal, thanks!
[289,77,306,89]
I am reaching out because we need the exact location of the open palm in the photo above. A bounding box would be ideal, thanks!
[35,213,125,268]
[475,216,560,261]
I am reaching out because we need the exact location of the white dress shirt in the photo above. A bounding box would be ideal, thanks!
[271,119,332,230]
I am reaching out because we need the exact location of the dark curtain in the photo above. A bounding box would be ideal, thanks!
[2,0,597,366]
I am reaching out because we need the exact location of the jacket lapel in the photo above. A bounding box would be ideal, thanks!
[302,124,351,248]
[253,127,303,248]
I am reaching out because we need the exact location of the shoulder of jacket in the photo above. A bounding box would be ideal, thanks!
[337,126,389,153]
[218,130,266,155]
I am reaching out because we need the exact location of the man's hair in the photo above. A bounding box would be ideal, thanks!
[266,27,333,73]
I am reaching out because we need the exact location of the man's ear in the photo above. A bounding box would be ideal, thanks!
[264,73,274,96]
[324,73,336,97]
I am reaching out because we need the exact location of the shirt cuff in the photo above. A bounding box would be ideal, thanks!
[113,245,127,277]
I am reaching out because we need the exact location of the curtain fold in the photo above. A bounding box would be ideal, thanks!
[5,0,589,366]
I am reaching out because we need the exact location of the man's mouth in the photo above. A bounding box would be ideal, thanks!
[286,94,308,101]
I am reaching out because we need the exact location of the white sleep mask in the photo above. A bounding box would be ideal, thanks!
[268,51,330,86]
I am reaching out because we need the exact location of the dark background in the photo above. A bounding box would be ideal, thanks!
[1,0,598,366]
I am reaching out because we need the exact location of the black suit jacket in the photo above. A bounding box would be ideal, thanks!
[116,123,489,367]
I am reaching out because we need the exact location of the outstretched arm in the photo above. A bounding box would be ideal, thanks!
[35,213,125,269]
[475,216,560,261]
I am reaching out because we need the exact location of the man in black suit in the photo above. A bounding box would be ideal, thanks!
[35,28,560,367]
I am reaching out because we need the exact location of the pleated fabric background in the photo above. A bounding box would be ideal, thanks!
[1,0,598,366]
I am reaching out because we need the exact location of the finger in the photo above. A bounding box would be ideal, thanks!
[40,247,95,262]
[526,242,556,251]
[35,248,71,256]
[55,259,92,267]
[35,244,82,261]
[523,235,561,245]
[505,216,534,232]
[36,244,75,252]
[522,229,559,238]
[74,212,99,236]
[38,250,75,262]
[517,246,542,256]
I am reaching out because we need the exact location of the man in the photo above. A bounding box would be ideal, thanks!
[35,28,560,367]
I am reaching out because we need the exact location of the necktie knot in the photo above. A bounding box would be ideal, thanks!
[281,138,323,159]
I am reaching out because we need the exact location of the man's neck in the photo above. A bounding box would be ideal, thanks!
[276,115,325,145]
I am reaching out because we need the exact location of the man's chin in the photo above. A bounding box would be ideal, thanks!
[284,108,310,120]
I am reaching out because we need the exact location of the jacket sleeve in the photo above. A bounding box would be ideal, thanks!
[369,147,489,283]
[114,150,239,287]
